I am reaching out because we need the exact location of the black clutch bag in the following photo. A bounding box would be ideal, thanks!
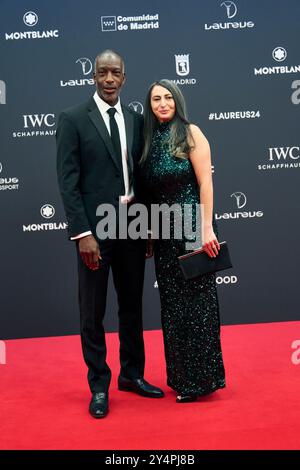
[178,241,233,280]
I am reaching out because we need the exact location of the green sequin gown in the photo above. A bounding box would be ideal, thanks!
[141,123,225,396]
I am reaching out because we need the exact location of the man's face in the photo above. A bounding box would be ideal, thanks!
[93,54,125,106]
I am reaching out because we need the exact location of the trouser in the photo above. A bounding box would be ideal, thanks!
[77,237,146,393]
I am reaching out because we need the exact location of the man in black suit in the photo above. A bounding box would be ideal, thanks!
[56,50,164,419]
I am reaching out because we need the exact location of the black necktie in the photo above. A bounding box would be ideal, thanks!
[107,107,123,172]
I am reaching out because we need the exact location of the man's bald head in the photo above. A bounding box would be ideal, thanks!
[94,50,125,74]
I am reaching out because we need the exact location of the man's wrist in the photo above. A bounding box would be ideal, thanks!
[70,230,92,240]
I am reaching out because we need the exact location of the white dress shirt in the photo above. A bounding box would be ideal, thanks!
[71,92,134,240]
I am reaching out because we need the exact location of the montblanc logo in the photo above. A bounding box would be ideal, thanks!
[0,80,6,104]
[172,54,196,86]
[23,11,38,27]
[40,204,55,219]
[12,113,56,138]
[204,1,254,31]
[272,47,287,62]
[0,162,20,192]
[215,192,263,220]
[60,57,94,87]
[291,80,300,105]
[100,13,159,32]
[23,204,67,232]
[4,11,59,41]
[254,47,300,76]
[128,101,143,114]
[258,145,300,171]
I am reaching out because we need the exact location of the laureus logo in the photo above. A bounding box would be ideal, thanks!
[60,58,94,87]
[230,191,247,209]
[0,163,20,191]
[220,1,237,19]
[76,58,93,76]
[128,101,144,114]
[215,192,263,220]
[204,0,254,31]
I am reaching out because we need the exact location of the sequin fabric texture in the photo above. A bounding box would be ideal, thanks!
[141,123,225,395]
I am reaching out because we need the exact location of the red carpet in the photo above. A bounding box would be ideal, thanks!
[0,322,300,450]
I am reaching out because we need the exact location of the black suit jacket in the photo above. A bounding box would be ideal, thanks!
[56,97,144,239]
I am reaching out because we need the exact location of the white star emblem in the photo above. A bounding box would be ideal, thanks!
[23,11,38,27]
[272,47,287,62]
[40,204,55,219]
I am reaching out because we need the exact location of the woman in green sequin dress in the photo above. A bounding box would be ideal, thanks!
[140,80,225,402]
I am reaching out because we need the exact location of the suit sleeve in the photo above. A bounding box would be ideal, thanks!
[56,112,91,239]
[133,114,152,232]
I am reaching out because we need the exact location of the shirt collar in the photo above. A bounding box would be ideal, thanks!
[93,92,122,115]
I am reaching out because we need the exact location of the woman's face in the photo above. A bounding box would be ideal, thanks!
[150,85,176,122]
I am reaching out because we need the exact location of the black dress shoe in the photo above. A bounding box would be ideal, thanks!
[118,376,164,398]
[176,394,198,403]
[89,392,109,418]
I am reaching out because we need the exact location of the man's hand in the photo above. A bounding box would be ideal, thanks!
[79,234,101,270]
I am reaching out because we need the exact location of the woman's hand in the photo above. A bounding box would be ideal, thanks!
[202,226,220,258]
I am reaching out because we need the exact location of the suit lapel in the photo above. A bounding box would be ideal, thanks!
[87,99,121,172]
[122,106,134,176]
